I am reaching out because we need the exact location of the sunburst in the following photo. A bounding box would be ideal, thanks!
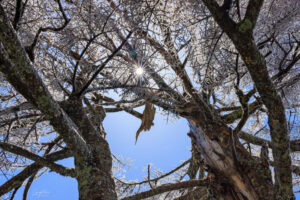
[135,67,144,76]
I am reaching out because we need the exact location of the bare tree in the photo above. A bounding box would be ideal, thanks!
[0,0,299,200]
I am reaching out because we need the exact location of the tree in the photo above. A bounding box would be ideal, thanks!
[0,0,299,200]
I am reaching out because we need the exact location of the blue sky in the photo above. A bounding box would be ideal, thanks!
[3,110,191,199]
[2,110,300,199]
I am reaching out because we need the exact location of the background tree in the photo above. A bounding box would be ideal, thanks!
[0,0,299,200]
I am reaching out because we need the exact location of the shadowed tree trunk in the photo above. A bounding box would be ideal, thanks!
[61,98,117,200]
[199,0,294,199]
[182,108,274,200]
[0,5,117,200]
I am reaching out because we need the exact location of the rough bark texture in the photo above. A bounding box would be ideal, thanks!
[200,0,294,199]
[0,6,117,200]
[187,118,273,200]
[61,98,117,200]
[174,187,208,200]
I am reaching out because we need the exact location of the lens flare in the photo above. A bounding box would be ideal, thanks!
[135,67,144,76]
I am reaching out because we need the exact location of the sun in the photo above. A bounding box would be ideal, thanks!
[135,67,144,76]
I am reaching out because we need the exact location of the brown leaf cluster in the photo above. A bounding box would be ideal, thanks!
[135,102,156,143]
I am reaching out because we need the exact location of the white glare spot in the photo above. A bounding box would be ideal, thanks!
[135,67,144,76]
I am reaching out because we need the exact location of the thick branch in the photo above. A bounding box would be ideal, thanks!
[121,179,209,200]
[174,187,208,200]
[106,107,143,119]
[0,142,75,177]
[221,101,260,124]
[243,0,264,32]
[0,102,33,117]
[13,0,25,29]
[240,131,300,152]
[0,149,72,196]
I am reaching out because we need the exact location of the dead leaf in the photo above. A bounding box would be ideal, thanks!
[135,102,156,143]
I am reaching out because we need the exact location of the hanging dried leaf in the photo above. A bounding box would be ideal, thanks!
[135,102,156,143]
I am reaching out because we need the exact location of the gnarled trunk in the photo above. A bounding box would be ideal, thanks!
[188,119,274,200]
[200,0,294,198]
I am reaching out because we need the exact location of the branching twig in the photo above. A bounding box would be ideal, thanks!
[0,142,75,177]
[25,0,70,61]
[76,31,133,97]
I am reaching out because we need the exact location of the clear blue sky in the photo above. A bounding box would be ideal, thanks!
[4,110,191,199]
[2,110,300,199]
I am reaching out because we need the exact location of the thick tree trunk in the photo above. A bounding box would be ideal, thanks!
[0,9,118,196]
[200,1,294,198]
[61,99,117,200]
[188,118,274,200]
[75,156,117,200]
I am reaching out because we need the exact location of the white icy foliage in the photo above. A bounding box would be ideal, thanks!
[0,0,299,197]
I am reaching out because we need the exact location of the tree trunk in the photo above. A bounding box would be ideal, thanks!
[200,1,294,198]
[75,155,117,200]
[188,118,274,200]
[61,98,117,200]
[0,5,118,198]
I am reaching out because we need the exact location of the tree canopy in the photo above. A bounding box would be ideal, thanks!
[0,0,299,199]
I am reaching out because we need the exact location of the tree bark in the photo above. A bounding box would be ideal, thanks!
[0,6,117,199]
[200,0,294,199]
[61,98,117,200]
[187,117,274,200]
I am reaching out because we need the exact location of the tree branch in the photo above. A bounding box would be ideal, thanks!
[0,5,90,158]
[25,0,70,61]
[13,0,27,30]
[240,131,300,152]
[174,187,208,200]
[0,102,33,117]
[0,142,75,177]
[0,149,72,196]
[116,159,191,186]
[121,179,209,200]
[76,31,133,97]
[221,101,260,124]
[243,0,264,32]
[201,0,294,197]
